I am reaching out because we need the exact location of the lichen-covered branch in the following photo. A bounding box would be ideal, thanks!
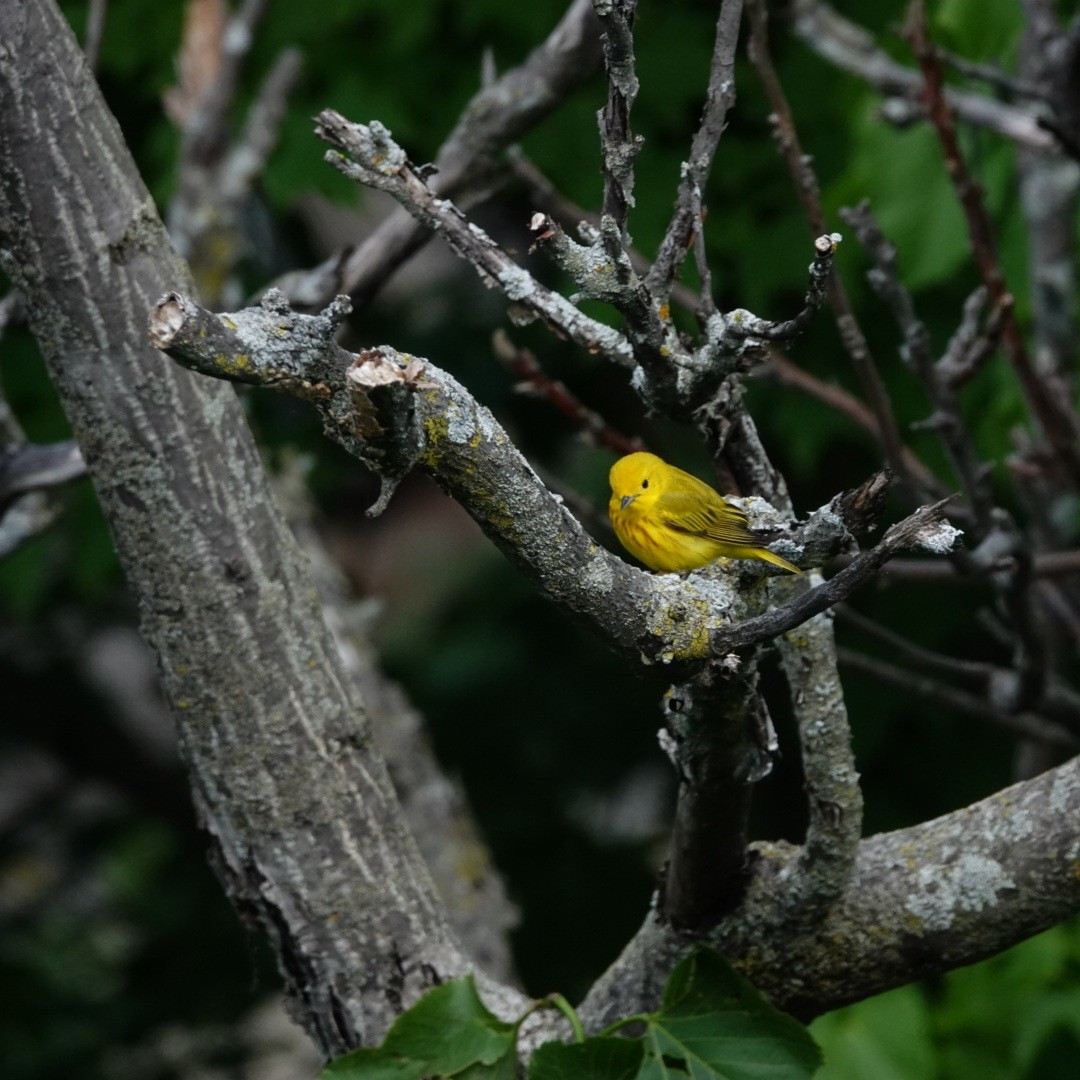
[776,607,863,919]
[660,658,778,930]
[315,112,637,368]
[593,0,642,241]
[580,750,1080,1025]
[151,291,957,669]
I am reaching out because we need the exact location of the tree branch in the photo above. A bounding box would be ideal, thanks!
[660,662,771,930]
[791,0,1059,152]
[905,0,1080,490]
[580,750,1080,1025]
[282,0,603,310]
[648,0,743,296]
[151,290,959,668]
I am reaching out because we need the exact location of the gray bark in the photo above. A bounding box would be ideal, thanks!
[0,0,527,1056]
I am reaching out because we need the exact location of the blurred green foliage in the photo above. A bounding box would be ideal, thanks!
[812,920,1080,1079]
[1,0,1078,1077]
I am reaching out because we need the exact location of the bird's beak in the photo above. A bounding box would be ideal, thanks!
[620,494,637,510]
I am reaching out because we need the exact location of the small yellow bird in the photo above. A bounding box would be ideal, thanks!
[608,452,801,574]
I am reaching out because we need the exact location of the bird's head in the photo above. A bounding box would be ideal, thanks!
[609,451,663,511]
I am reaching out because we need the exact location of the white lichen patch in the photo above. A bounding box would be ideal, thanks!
[1048,768,1076,816]
[581,552,614,594]
[915,520,963,555]
[984,798,1037,844]
[445,400,478,445]
[729,495,788,530]
[907,853,1015,932]
[475,406,501,447]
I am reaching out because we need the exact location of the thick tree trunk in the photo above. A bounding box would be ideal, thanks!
[0,0,526,1056]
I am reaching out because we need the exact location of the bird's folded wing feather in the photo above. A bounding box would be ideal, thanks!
[655,488,756,544]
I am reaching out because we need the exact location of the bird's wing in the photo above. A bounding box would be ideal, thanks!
[655,488,757,545]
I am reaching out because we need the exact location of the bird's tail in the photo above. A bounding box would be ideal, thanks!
[755,547,803,575]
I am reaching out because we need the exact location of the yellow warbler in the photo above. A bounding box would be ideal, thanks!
[608,452,801,574]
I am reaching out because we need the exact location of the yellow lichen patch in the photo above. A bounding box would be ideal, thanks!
[217,352,255,378]
[220,316,237,330]
[652,597,711,663]
[418,410,450,468]
[658,303,671,321]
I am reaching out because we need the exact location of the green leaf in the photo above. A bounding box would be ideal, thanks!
[642,951,822,1079]
[383,976,515,1069]
[321,1048,427,1080]
[529,1037,645,1080]
[457,1048,523,1080]
[321,976,517,1079]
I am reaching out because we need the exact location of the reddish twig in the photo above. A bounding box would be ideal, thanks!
[905,0,1080,490]
[745,0,916,500]
[492,330,643,457]
[763,350,949,501]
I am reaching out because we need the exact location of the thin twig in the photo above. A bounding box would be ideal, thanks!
[840,200,997,535]
[84,0,107,71]
[832,549,1080,581]
[837,604,994,686]
[837,647,1077,750]
[648,0,743,296]
[940,50,1044,101]
[906,0,1080,490]
[492,330,642,456]
[791,0,1058,152]
[746,0,919,504]
[763,350,950,502]
[724,233,839,341]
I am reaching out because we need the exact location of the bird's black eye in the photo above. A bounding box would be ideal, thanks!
[641,478,649,489]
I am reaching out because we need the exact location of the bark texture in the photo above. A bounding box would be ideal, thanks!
[0,0,527,1056]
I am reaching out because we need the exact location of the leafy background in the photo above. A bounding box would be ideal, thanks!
[1,0,1078,1077]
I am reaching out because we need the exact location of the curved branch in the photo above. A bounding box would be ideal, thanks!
[580,750,1080,1026]
[150,291,960,670]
